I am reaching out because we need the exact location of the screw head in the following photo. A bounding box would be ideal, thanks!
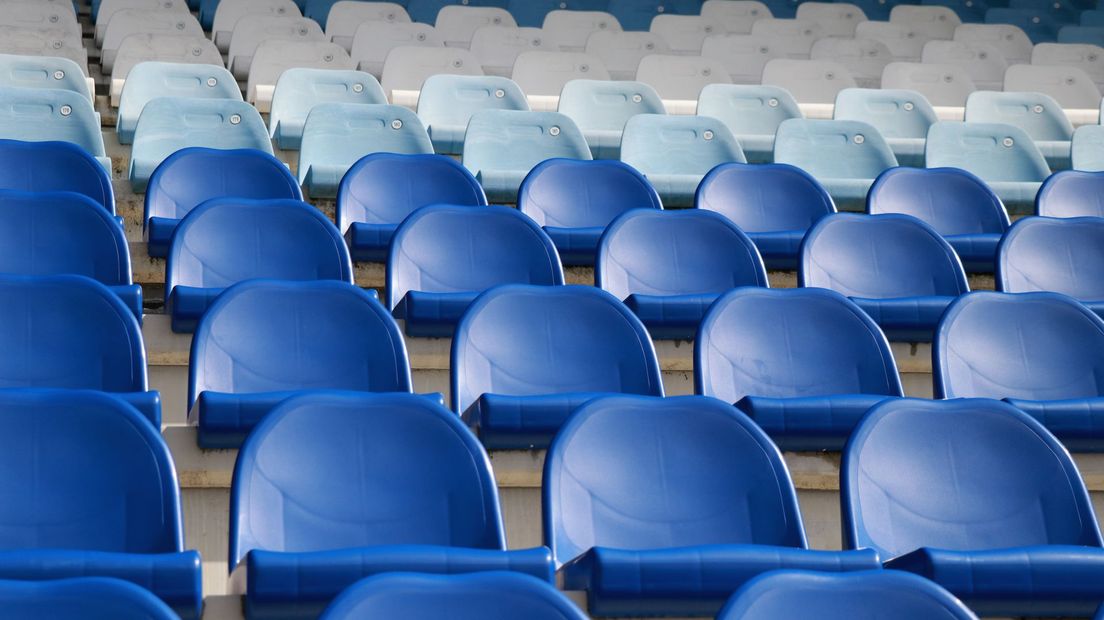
[230,114,241,124]
[632,93,642,103]
[49,14,58,23]
[324,54,334,62]
[51,40,63,49]
[207,77,217,87]
[768,97,779,107]
[175,21,185,30]
[391,119,403,129]
[59,105,71,116]
[703,130,714,140]
[1002,137,1014,147]
[452,59,464,68]
[657,5,665,12]
[353,83,364,93]
[853,134,865,144]
[494,88,505,98]
[978,51,988,59]
[298,27,309,36]
[1033,104,1044,113]
[549,126,561,136]
[53,70,64,80]
[903,101,914,111]
[416,32,427,41]
[1031,16,1040,23]
[492,16,502,24]
[702,67,712,76]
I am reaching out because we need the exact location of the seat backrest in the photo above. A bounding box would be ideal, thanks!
[387,205,564,309]
[921,40,1008,88]
[774,119,897,179]
[809,38,891,87]
[956,23,1034,64]
[191,281,411,411]
[452,285,664,414]
[868,167,1009,235]
[584,31,669,81]
[111,34,223,88]
[700,34,787,84]
[101,10,203,66]
[834,88,937,140]
[621,113,746,176]
[324,1,409,51]
[650,15,722,54]
[0,139,113,214]
[230,392,497,569]
[927,121,1051,182]
[0,53,89,99]
[750,18,823,55]
[998,216,1104,300]
[417,74,528,131]
[228,15,325,73]
[635,54,732,101]
[247,39,354,102]
[598,209,768,300]
[518,159,662,228]
[298,103,433,185]
[796,1,866,36]
[557,79,664,132]
[762,59,858,105]
[695,287,903,402]
[544,10,623,51]
[117,62,242,141]
[0,27,89,74]
[1072,125,1104,172]
[435,5,516,48]
[380,45,483,95]
[696,162,835,233]
[269,68,387,140]
[934,291,1104,399]
[1032,43,1104,84]
[986,7,1060,43]
[351,21,441,77]
[1036,170,1104,216]
[470,26,556,75]
[512,51,610,97]
[0,577,179,620]
[212,0,300,41]
[880,62,976,107]
[463,110,591,175]
[0,86,104,157]
[843,398,1104,557]
[697,84,802,138]
[965,91,1073,142]
[700,0,771,34]
[1004,64,1102,109]
[854,21,929,61]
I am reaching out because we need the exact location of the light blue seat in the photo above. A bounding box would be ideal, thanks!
[417,74,529,156]
[697,84,803,165]
[0,54,91,100]
[298,103,433,198]
[269,68,386,150]
[774,119,898,211]
[620,114,745,208]
[1072,125,1104,171]
[557,80,665,160]
[965,91,1073,170]
[0,87,109,172]
[834,88,937,167]
[117,62,241,144]
[997,216,1104,316]
[0,577,180,620]
[925,121,1050,213]
[462,110,592,204]
[1036,170,1104,216]
[129,97,272,192]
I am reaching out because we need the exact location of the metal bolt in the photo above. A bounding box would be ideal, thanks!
[298,27,308,36]
[392,119,403,129]
[176,21,185,30]
[549,126,561,136]
[230,114,241,124]
[1002,137,1014,147]
[632,94,642,103]
[825,71,835,79]
[492,17,502,24]
[324,54,334,62]
[560,2,567,8]
[1033,104,1044,113]
[533,37,542,46]
[1031,16,1040,23]
[452,59,464,68]
[207,77,217,87]
[703,67,712,76]
[853,134,865,144]
[657,5,665,12]
[645,42,655,50]
[768,98,779,107]
[49,14,58,23]
[943,74,953,83]
[52,41,62,50]
[580,64,589,72]
[703,130,714,140]
[53,70,64,80]
[191,47,202,56]
[598,20,608,29]
[903,101,914,111]
[416,33,427,41]
[60,105,71,116]
[494,89,505,98]
[353,83,364,93]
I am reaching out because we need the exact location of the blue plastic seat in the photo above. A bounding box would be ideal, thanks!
[321,573,586,620]
[417,74,529,156]
[843,397,1104,616]
[0,577,180,620]
[1072,125,1104,171]
[925,121,1050,214]
[387,205,564,337]
[718,570,978,620]
[517,159,662,266]
[1059,25,1104,45]
[117,62,242,144]
[834,88,938,167]
[986,7,1061,42]
[0,54,91,101]
[337,153,487,262]
[997,216,1104,315]
[965,91,1074,170]
[697,85,803,164]
[935,291,1104,450]
[0,389,200,618]
[298,103,433,198]
[1036,170,1104,216]
[143,147,302,259]
[868,167,1010,272]
[405,0,510,23]
[597,210,768,339]
[774,119,898,211]
[0,86,109,171]
[544,395,882,617]
[0,140,114,214]
[190,280,412,448]
[129,97,272,192]
[557,79,665,160]
[695,162,836,270]
[453,285,664,449]
[463,110,592,203]
[230,391,554,620]
[620,114,746,208]
[269,68,387,150]
[695,287,904,450]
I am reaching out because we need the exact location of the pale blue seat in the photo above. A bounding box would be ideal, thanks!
[1072,125,1104,171]
[834,88,937,167]
[269,68,386,150]
[697,84,803,164]
[117,62,241,144]
[417,74,528,156]
[965,91,1073,170]
[557,79,665,160]
[0,86,109,172]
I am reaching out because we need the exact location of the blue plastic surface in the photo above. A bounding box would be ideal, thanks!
[620,113,746,208]
[695,287,904,450]
[774,119,898,211]
[165,198,352,333]
[868,167,1010,273]
[230,392,555,620]
[716,570,979,620]
[0,577,180,620]
[298,102,433,198]
[405,0,510,22]
[597,209,768,339]
[834,88,939,167]
[557,80,665,160]
[842,397,1104,616]
[934,291,1104,450]
[696,84,804,164]
[1036,169,1104,217]
[544,395,882,617]
[463,110,592,203]
[143,147,303,258]
[452,285,664,449]
[998,216,1104,314]
[986,7,1061,42]
[0,389,200,618]
[0,86,109,171]
[269,69,387,150]
[0,54,90,100]
[695,162,836,270]
[965,91,1074,170]
[517,159,662,266]
[117,63,242,144]
[801,213,969,341]
[388,205,564,337]
[0,140,114,214]
[417,74,529,155]
[337,153,487,262]
[190,280,412,448]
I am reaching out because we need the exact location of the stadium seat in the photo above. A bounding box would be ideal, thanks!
[230,391,554,619]
[762,59,858,105]
[0,390,199,618]
[388,205,563,336]
[0,577,180,620]
[453,285,664,449]
[338,153,487,262]
[1013,0,1079,24]
[0,140,114,215]
[544,394,882,616]
[1004,64,1102,109]
[463,110,591,203]
[99,9,202,74]
[189,281,411,448]
[700,0,771,33]
[802,213,969,341]
[211,0,301,51]
[773,119,897,211]
[417,74,529,156]
[166,198,352,334]
[749,18,824,56]
[0,9,83,70]
[518,159,662,266]
[351,22,442,77]
[880,62,977,107]
[310,0,408,37]
[95,0,190,46]
[0,26,89,75]
[620,114,745,208]
[696,287,904,449]
[1059,25,1104,47]
[925,121,1050,213]
[109,35,224,107]
[0,87,109,171]
[716,570,979,620]
[998,216,1104,315]
[512,51,610,100]
[986,7,1061,43]
[700,34,786,86]
[1073,124,1104,171]
[0,53,90,101]
[380,46,483,106]
[868,167,1010,273]
[965,91,1073,170]
[544,9,623,52]
[1032,43,1104,88]
[696,84,801,164]
[1036,169,1104,216]
[585,31,669,82]
[796,2,867,36]
[650,15,720,54]
[268,68,386,150]
[298,103,433,198]
[843,397,1104,615]
[228,14,325,81]
[557,79,664,160]
[834,88,937,167]
[935,291,1104,450]
[470,26,555,77]
[116,62,241,144]
[855,21,930,61]
[956,23,1035,64]
[635,54,732,103]
[607,0,686,30]
[696,162,836,270]
[810,38,892,89]
[247,39,353,111]
[435,5,516,48]
[921,40,1007,91]
[597,209,768,339]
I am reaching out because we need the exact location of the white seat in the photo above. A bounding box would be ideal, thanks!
[110,34,222,106]
[635,54,731,103]
[1033,43,1104,89]
[212,0,300,53]
[543,10,621,52]
[649,15,721,55]
[881,61,976,107]
[100,9,203,74]
[584,30,669,81]
[954,23,1033,65]
[380,46,483,106]
[854,21,929,61]
[0,26,88,74]
[795,2,867,37]
[247,39,353,112]
[0,3,83,45]
[922,40,1007,91]
[351,21,441,78]
[762,58,857,104]
[702,34,787,84]
[700,0,770,35]
[95,0,189,46]
[889,5,960,39]
[750,19,823,57]
[434,5,516,48]
[1005,64,1102,109]
[810,38,892,88]
[228,15,325,80]
[470,26,557,77]
[325,1,410,52]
